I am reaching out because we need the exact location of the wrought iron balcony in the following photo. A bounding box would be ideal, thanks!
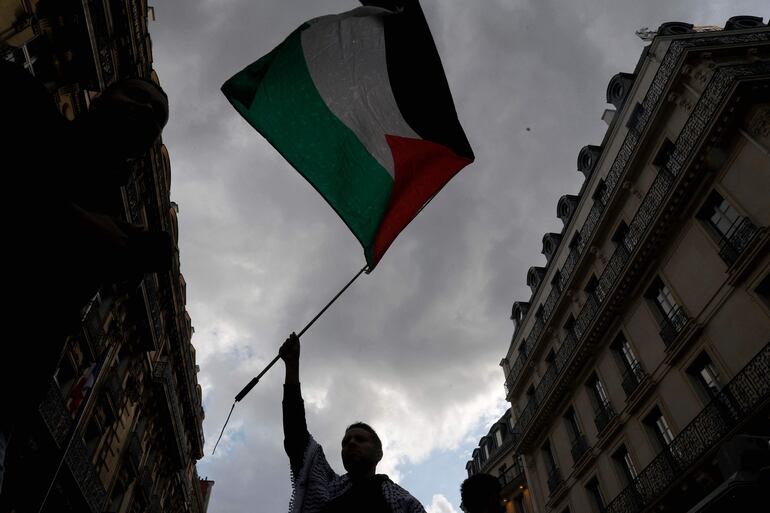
[38,384,107,512]
[659,306,688,346]
[621,361,647,398]
[605,342,770,513]
[570,435,590,463]
[143,278,164,345]
[153,358,190,464]
[594,402,616,434]
[718,217,758,265]
[547,467,563,494]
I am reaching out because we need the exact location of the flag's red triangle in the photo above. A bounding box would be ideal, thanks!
[372,135,473,265]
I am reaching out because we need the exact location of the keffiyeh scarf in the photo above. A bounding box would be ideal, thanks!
[288,436,425,513]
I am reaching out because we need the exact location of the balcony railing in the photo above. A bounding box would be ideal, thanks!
[153,358,190,464]
[605,342,770,513]
[570,435,590,463]
[621,361,647,398]
[718,217,758,265]
[38,384,107,513]
[594,402,616,434]
[547,466,563,494]
[659,306,688,346]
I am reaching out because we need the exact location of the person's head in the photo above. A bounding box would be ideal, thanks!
[460,473,504,513]
[85,77,169,158]
[341,422,383,479]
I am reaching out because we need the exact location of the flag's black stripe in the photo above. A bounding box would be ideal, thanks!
[383,4,474,160]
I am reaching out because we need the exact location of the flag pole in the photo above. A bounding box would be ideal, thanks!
[212,264,368,454]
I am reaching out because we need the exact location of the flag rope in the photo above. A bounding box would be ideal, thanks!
[212,264,368,455]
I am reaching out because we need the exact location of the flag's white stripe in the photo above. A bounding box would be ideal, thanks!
[301,7,420,178]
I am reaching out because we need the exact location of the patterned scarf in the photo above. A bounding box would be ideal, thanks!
[288,436,426,513]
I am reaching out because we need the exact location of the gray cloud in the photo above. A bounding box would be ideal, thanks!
[149,1,766,510]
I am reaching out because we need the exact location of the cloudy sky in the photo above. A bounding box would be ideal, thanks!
[149,1,765,511]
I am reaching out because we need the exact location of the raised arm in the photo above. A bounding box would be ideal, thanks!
[280,333,309,476]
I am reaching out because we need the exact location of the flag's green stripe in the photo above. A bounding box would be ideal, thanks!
[222,29,393,262]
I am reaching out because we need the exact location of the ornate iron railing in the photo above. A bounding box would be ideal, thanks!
[559,245,580,290]
[621,361,647,398]
[605,342,770,513]
[659,306,689,346]
[39,384,107,512]
[718,217,758,265]
[153,358,190,464]
[143,277,164,344]
[543,282,562,320]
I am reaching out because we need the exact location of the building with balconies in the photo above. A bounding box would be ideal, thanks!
[0,2,211,512]
[467,16,770,513]
[464,410,532,512]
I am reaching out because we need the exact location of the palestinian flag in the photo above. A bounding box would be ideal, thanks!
[222,1,474,269]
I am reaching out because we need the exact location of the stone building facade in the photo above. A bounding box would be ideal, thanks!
[467,16,770,513]
[1,1,210,512]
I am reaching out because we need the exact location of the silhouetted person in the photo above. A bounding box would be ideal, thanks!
[279,333,426,513]
[460,473,504,513]
[0,59,172,495]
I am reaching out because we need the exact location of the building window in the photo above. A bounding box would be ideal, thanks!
[495,429,503,447]
[644,406,675,450]
[564,407,588,463]
[585,477,607,513]
[686,352,723,402]
[587,374,615,433]
[611,334,646,397]
[612,445,638,486]
[697,191,758,265]
[483,443,490,461]
[542,441,562,493]
[646,277,687,345]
